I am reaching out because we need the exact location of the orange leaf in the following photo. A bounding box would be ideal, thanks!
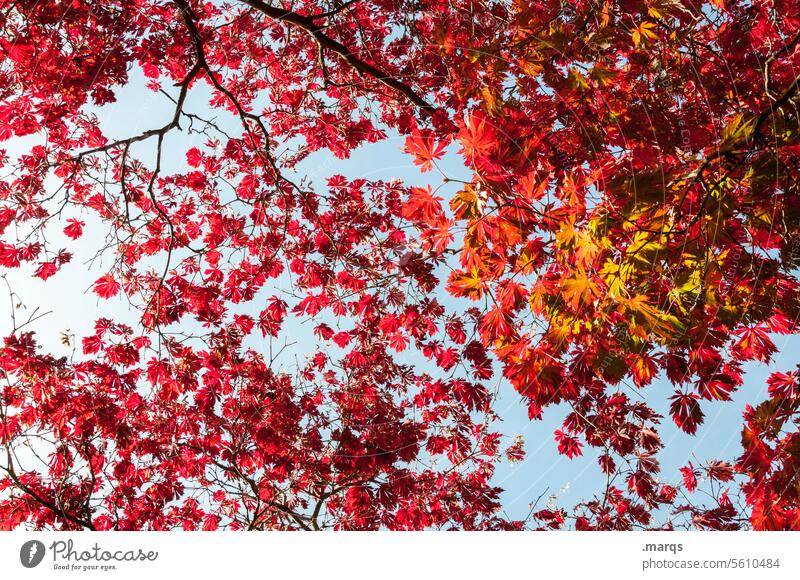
[561,270,598,310]
[403,185,444,226]
[447,267,486,299]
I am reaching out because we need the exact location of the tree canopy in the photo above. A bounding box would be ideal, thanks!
[1,0,800,530]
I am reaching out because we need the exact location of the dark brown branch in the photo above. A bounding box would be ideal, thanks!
[2,449,96,530]
[68,62,202,162]
[237,0,437,115]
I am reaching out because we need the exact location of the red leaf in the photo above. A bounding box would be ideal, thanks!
[186,147,203,167]
[680,463,698,492]
[766,370,799,399]
[669,392,704,434]
[63,219,84,240]
[332,331,351,348]
[403,129,446,172]
[402,185,444,225]
[555,429,583,459]
[93,274,121,299]
[34,261,58,280]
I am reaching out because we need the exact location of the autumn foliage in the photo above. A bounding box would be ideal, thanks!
[1,0,800,530]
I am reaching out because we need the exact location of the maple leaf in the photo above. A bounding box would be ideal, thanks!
[0,243,20,268]
[403,130,446,172]
[555,429,583,459]
[497,280,528,311]
[618,294,684,341]
[659,484,678,503]
[450,185,486,219]
[505,435,526,463]
[669,392,704,435]
[631,21,657,48]
[435,346,459,370]
[402,186,444,226]
[389,332,409,352]
[680,463,698,493]
[631,354,658,388]
[589,64,617,86]
[63,219,84,240]
[517,171,548,201]
[447,267,487,299]
[561,270,599,310]
[458,111,496,159]
[479,307,514,343]
[93,274,121,299]
[767,370,800,398]
[421,218,454,254]
[734,326,776,363]
[697,374,737,401]
[186,147,203,167]
[34,261,58,281]
[573,231,600,268]
[705,460,734,482]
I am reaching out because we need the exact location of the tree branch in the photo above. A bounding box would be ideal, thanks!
[237,0,437,115]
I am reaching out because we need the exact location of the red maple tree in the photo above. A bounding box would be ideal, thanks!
[1,0,800,530]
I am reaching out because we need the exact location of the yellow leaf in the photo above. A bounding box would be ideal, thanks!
[600,259,625,298]
[751,206,773,225]
[518,54,543,76]
[600,1,611,27]
[568,68,589,91]
[718,113,756,153]
[562,270,599,310]
[590,65,617,86]
[574,231,600,268]
[647,0,678,19]
[632,21,657,48]
[619,294,684,342]
[555,217,577,249]
[480,85,503,115]
[529,282,550,316]
[546,314,574,343]
[675,269,701,294]
[450,185,486,219]
[626,230,665,267]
